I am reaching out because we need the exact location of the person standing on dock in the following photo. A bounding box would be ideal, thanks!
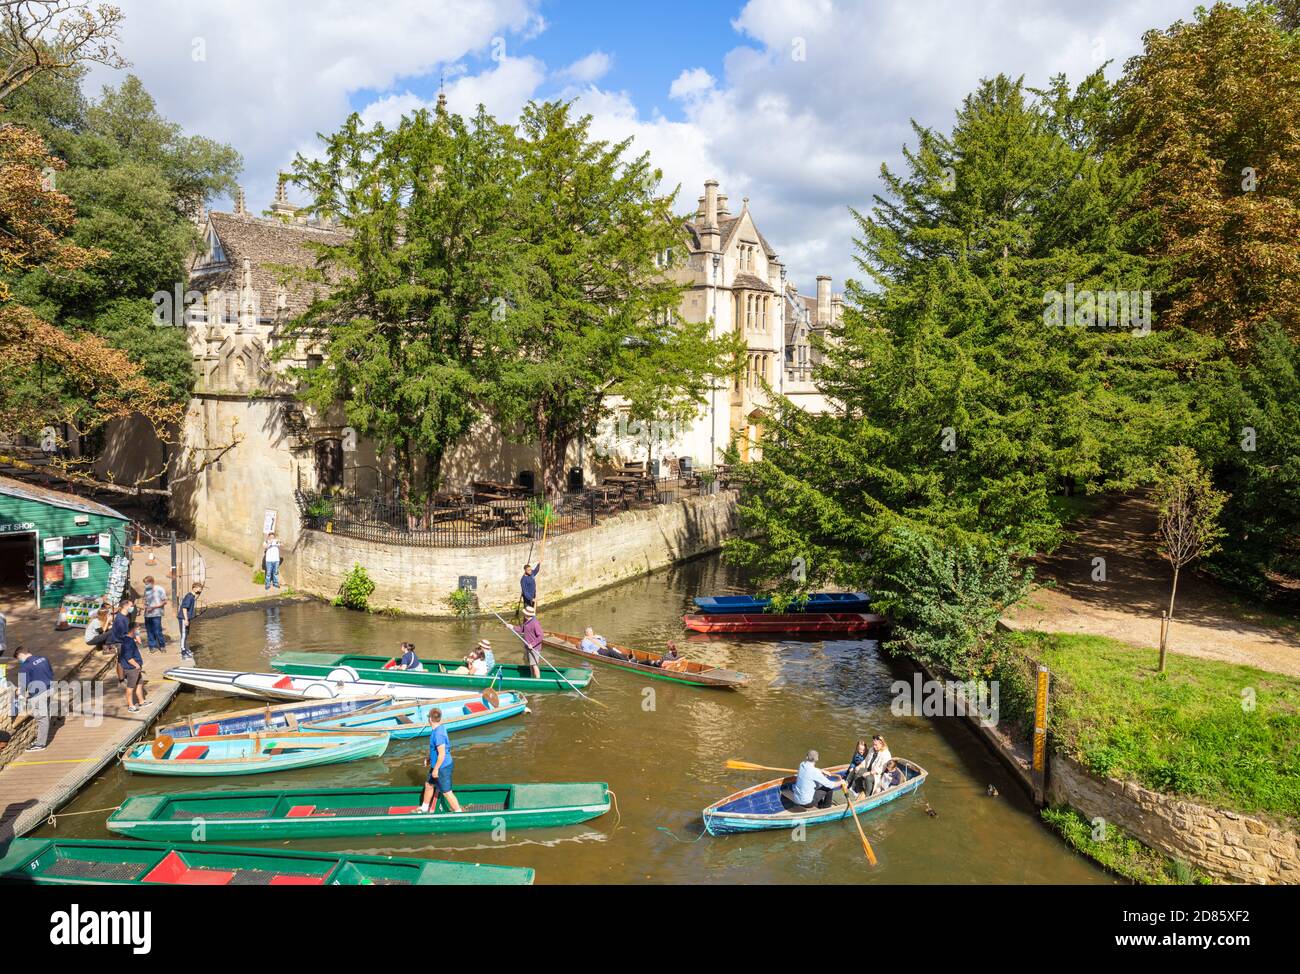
[115,603,146,713]
[420,708,462,814]
[142,575,168,653]
[519,561,541,610]
[512,605,543,678]
[12,647,55,752]
[178,583,201,660]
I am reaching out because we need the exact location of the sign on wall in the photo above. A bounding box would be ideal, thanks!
[69,560,89,580]
[263,509,277,535]
[42,536,64,561]
[98,532,111,556]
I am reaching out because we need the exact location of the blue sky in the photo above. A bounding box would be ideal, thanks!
[98,0,1206,292]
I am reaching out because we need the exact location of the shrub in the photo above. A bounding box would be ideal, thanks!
[253,569,265,585]
[446,586,477,618]
[334,562,376,611]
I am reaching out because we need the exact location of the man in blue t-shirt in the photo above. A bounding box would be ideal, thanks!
[419,708,462,813]
[178,583,201,660]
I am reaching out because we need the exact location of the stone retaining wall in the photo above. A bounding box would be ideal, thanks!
[288,491,739,615]
[1048,754,1297,885]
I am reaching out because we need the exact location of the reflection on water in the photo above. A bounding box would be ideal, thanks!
[42,554,1110,885]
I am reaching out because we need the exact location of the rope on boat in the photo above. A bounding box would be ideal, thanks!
[655,825,708,843]
[47,804,122,829]
[607,788,622,833]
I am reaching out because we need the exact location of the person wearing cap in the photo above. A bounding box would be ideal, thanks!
[476,639,496,670]
[511,605,543,678]
[519,561,541,608]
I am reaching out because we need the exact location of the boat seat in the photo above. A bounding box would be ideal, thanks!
[269,875,325,885]
[394,715,415,724]
[143,852,233,885]
[285,805,317,818]
[464,702,488,713]
[175,745,210,761]
[388,806,420,815]
[272,675,294,689]
[196,724,220,736]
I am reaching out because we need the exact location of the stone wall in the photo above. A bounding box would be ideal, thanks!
[287,491,739,614]
[1048,754,1297,885]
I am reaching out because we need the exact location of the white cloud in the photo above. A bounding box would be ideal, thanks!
[669,67,716,101]
[93,0,544,212]
[559,51,613,83]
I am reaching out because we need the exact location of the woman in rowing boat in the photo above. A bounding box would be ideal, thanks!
[790,750,843,810]
[846,735,892,795]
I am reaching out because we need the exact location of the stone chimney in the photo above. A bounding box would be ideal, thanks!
[717,194,731,218]
[700,179,721,251]
[233,186,247,216]
[830,291,843,325]
[816,275,832,326]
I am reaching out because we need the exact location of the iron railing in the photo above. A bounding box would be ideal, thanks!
[295,477,716,548]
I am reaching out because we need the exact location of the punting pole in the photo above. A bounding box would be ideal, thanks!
[491,610,604,708]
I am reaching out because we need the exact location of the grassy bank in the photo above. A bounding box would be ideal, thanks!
[1040,806,1212,885]
[1003,631,1300,827]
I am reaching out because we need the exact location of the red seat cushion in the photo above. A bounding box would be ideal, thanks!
[285,805,316,818]
[464,702,488,713]
[388,806,420,815]
[196,724,220,736]
[143,852,233,885]
[270,874,325,885]
[176,745,209,760]
[272,675,293,689]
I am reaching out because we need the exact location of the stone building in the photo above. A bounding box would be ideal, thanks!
[121,175,841,564]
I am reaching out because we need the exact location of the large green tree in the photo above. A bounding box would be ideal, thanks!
[727,74,1213,603]
[486,100,738,497]
[283,105,517,500]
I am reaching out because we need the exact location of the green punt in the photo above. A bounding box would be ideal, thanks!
[0,837,534,885]
[270,652,593,693]
[107,782,611,841]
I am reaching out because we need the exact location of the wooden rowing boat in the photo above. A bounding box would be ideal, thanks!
[682,612,887,634]
[702,759,928,834]
[269,652,593,693]
[121,729,390,777]
[0,838,534,885]
[155,696,395,739]
[692,591,872,614]
[540,630,750,689]
[163,666,477,702]
[303,692,528,739]
[107,782,611,841]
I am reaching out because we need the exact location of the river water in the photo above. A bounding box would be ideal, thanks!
[43,554,1109,884]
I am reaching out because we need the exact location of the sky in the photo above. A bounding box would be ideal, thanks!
[87,0,1206,294]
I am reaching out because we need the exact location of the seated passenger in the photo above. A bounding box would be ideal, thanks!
[468,650,489,677]
[477,639,496,670]
[872,759,904,795]
[579,626,606,654]
[653,641,687,670]
[390,642,423,671]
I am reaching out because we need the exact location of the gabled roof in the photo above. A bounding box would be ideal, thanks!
[732,272,775,293]
[191,211,349,318]
[0,475,129,521]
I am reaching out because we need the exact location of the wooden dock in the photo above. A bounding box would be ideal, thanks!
[0,638,183,841]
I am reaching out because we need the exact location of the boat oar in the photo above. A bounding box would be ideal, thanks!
[725,759,799,774]
[841,785,878,866]
[491,610,605,709]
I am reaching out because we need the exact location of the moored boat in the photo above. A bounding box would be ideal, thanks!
[541,631,750,689]
[107,782,611,841]
[303,691,528,739]
[269,652,593,693]
[163,666,478,702]
[155,696,394,739]
[682,612,887,635]
[702,759,928,835]
[121,728,390,777]
[0,838,533,885]
[692,591,872,614]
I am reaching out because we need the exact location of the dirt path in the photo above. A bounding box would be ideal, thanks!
[1004,493,1300,678]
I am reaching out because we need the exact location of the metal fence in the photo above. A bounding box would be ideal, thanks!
[296,478,717,548]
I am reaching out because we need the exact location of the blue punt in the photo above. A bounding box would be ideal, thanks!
[692,591,872,615]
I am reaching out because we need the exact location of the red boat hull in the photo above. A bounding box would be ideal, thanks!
[681,612,886,634]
